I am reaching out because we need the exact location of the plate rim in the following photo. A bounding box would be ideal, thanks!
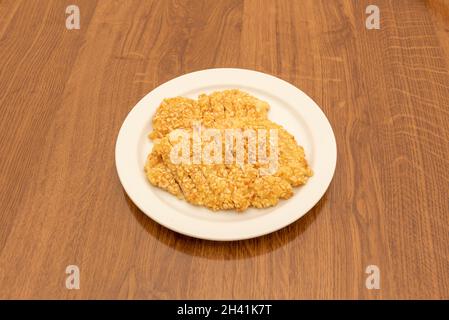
[115,68,337,241]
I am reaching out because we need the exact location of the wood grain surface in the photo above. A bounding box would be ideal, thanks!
[0,0,448,299]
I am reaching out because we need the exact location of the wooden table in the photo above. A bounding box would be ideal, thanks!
[0,0,448,299]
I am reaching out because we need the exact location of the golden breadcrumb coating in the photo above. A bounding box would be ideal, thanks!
[149,97,200,140]
[144,90,313,212]
[149,90,269,139]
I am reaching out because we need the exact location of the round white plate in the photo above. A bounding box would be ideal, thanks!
[115,68,336,241]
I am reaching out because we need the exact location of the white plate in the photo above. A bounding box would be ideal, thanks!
[115,68,336,241]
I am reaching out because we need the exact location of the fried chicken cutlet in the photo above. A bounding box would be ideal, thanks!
[144,90,313,212]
